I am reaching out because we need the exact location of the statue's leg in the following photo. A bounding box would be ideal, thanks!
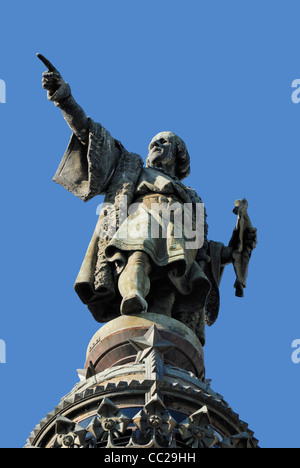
[119,251,152,315]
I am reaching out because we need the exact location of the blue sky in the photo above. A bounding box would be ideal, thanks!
[0,0,300,448]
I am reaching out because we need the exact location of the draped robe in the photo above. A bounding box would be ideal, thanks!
[53,118,226,345]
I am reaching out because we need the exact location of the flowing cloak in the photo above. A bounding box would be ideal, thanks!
[53,118,225,332]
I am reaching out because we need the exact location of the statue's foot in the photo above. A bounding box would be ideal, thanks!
[121,294,148,315]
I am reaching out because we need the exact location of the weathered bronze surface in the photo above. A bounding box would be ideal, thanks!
[26,54,260,450]
[37,53,257,346]
[84,314,205,379]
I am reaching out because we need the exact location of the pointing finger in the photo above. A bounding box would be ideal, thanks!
[37,53,59,73]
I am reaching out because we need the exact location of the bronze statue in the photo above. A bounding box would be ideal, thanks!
[37,54,257,346]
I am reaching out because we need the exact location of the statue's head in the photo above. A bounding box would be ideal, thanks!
[146,132,190,181]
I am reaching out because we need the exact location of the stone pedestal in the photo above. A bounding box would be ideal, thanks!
[85,314,205,380]
[25,314,258,449]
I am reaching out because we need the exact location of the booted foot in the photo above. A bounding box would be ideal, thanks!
[121,294,148,315]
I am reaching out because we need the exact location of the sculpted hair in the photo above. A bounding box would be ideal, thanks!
[173,134,191,181]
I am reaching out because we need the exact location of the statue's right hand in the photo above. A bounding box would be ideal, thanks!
[37,53,64,94]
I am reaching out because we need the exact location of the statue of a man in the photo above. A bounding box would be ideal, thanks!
[38,55,257,346]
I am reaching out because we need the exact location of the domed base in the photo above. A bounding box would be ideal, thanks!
[25,314,258,449]
[85,313,205,380]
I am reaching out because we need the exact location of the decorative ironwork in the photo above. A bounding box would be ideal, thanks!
[44,401,257,449]
[51,416,88,449]
[129,325,175,364]
[178,406,219,448]
[26,322,259,449]
[128,394,177,448]
[87,397,131,448]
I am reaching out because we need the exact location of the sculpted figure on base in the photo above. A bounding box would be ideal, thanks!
[38,54,257,346]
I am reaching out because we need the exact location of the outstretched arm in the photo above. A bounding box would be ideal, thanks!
[37,54,89,144]
[37,54,126,202]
